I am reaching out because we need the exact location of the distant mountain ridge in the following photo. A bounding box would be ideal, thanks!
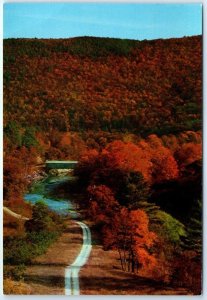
[4,35,201,58]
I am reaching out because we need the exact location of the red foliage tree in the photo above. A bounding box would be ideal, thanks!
[87,184,119,225]
[174,142,202,170]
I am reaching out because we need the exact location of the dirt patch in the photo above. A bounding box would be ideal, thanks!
[4,278,32,295]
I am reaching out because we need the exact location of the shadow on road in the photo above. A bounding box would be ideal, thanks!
[24,273,65,288]
[24,265,190,295]
[79,273,190,295]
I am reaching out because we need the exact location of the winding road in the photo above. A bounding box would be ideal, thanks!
[4,203,92,295]
[65,221,92,295]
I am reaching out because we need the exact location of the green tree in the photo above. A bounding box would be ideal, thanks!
[25,201,55,233]
[152,210,186,246]
[22,127,38,148]
[4,121,22,147]
[117,171,150,209]
[182,199,202,257]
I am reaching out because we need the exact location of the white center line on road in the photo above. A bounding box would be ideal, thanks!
[65,221,92,295]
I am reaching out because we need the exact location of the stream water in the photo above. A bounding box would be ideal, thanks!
[24,175,78,218]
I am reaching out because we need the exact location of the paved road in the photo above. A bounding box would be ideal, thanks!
[3,206,29,220]
[65,221,92,295]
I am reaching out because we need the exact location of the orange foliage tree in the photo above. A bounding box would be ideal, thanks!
[76,138,179,188]
[103,208,157,273]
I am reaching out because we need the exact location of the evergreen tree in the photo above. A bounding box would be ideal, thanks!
[117,171,150,209]
[182,199,202,257]
[22,127,38,148]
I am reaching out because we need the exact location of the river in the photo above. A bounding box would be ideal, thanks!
[24,175,78,218]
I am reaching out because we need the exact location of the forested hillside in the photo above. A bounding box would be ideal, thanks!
[4,36,201,141]
[3,35,202,294]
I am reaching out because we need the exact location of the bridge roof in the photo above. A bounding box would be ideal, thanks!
[46,160,78,163]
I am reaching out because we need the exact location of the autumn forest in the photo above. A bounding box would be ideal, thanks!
[3,35,202,295]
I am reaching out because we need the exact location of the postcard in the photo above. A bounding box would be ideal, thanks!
[3,2,202,295]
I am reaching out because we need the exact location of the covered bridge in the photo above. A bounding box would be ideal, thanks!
[45,160,78,170]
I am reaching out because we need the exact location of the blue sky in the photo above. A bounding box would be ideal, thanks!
[3,3,202,40]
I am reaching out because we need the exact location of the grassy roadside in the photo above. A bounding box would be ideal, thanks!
[3,201,66,294]
[23,219,82,294]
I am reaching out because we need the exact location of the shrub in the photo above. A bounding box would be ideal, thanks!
[4,231,59,265]
[4,264,26,281]
[4,202,64,267]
